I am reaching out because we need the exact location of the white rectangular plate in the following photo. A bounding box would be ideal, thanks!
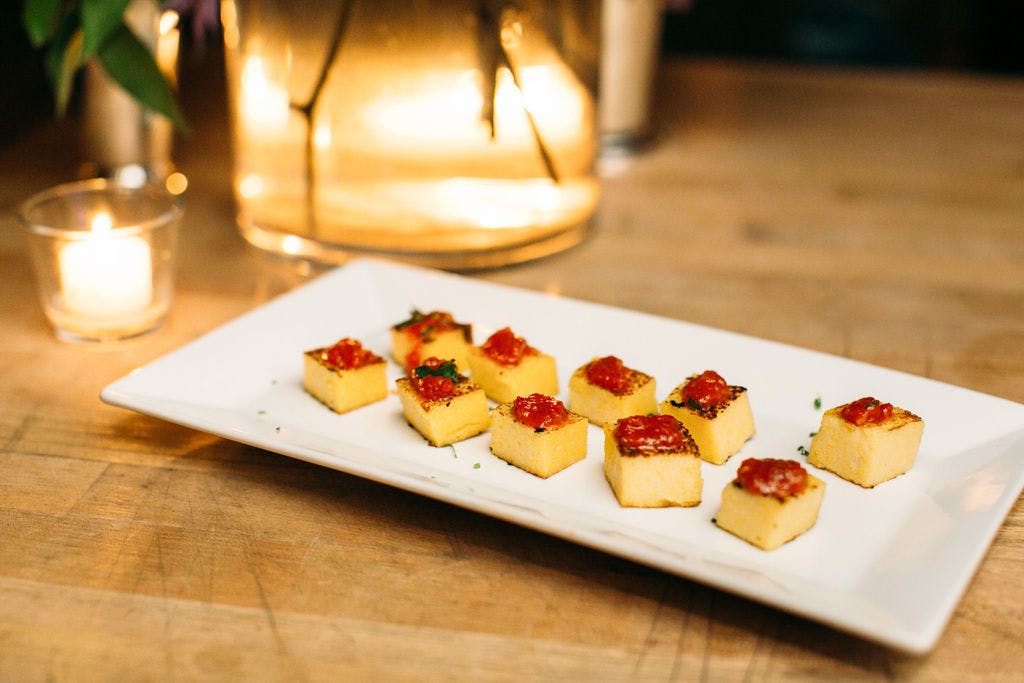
[101,258,1024,653]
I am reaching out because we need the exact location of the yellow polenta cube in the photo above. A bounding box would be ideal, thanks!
[303,340,388,414]
[660,382,755,465]
[715,459,825,550]
[467,344,558,405]
[569,356,656,426]
[489,399,587,478]
[603,415,702,508]
[390,309,472,372]
[808,398,924,487]
[396,375,489,447]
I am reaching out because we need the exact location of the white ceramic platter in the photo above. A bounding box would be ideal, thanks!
[101,258,1024,653]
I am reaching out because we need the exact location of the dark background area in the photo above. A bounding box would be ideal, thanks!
[661,0,1024,73]
[3,0,1023,145]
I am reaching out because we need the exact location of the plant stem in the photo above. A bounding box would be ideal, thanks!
[290,0,355,238]
[479,2,561,184]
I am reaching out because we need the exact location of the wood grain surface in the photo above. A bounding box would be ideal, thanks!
[1,57,1022,680]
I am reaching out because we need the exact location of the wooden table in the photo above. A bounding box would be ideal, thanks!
[2,57,1022,679]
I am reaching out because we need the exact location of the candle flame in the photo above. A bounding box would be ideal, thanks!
[241,56,290,131]
[91,212,113,234]
[314,124,332,150]
[281,235,303,255]
[238,173,264,199]
[159,10,179,35]
[363,65,584,152]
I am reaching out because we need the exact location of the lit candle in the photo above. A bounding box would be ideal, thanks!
[220,2,600,263]
[240,55,291,132]
[59,212,153,319]
[362,65,585,156]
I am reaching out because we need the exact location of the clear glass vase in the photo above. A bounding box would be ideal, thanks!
[221,0,599,269]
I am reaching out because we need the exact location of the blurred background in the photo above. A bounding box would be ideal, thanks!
[660,0,1024,72]
[3,0,1023,145]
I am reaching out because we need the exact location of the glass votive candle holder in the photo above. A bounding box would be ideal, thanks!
[19,178,181,342]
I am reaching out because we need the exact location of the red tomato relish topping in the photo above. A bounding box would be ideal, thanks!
[396,310,465,370]
[736,458,808,499]
[614,414,684,454]
[321,338,381,370]
[396,310,459,340]
[585,356,632,395]
[513,393,569,431]
[411,357,460,401]
[482,327,535,367]
[681,370,731,410]
[840,397,894,426]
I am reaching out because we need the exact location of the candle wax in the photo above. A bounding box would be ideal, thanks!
[59,234,153,318]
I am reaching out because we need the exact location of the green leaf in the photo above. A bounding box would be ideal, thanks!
[96,23,188,130]
[414,360,459,382]
[22,0,63,47]
[394,309,426,329]
[43,12,76,87]
[46,26,85,117]
[81,0,133,60]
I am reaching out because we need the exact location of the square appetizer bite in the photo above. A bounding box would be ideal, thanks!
[490,393,588,478]
[303,337,388,414]
[603,414,702,508]
[569,356,657,426]
[808,396,924,487]
[396,357,490,447]
[716,458,825,551]
[660,370,755,465]
[391,309,472,373]
[467,327,558,404]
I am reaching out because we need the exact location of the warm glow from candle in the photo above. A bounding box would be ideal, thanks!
[91,212,113,233]
[367,70,482,142]
[159,9,179,35]
[238,173,264,199]
[157,10,180,86]
[220,0,239,49]
[241,55,290,131]
[59,211,153,319]
[165,172,189,195]
[508,65,585,138]
[222,4,599,263]
[281,235,303,255]
[435,178,563,228]
[314,124,332,150]
[363,65,584,154]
